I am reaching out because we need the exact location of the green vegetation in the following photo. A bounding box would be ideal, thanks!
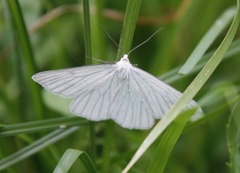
[0,0,240,172]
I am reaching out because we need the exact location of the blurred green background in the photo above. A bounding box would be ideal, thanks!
[0,0,240,172]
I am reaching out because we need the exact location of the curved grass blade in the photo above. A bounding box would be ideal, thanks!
[179,6,236,75]
[122,0,240,172]
[53,149,97,173]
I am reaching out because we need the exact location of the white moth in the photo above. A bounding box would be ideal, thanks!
[32,54,200,129]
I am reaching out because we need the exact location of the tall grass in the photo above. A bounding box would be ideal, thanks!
[0,0,240,172]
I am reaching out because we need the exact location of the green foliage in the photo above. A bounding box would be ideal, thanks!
[0,0,240,173]
[53,149,97,173]
[227,97,240,173]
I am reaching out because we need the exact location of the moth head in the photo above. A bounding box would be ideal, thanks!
[116,54,133,79]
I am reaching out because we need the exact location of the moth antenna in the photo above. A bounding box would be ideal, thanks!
[128,28,163,56]
[100,25,125,55]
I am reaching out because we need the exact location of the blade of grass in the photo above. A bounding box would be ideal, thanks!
[83,0,92,62]
[227,97,240,173]
[0,127,79,171]
[82,0,96,164]
[91,0,107,61]
[160,39,240,84]
[185,96,239,133]
[147,109,197,173]
[122,0,240,172]
[116,0,142,59]
[7,0,44,119]
[0,117,88,137]
[185,101,231,133]
[53,148,97,173]
[179,6,236,75]
[101,121,114,173]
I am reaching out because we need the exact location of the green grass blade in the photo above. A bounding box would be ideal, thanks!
[101,122,114,173]
[53,148,97,173]
[0,127,79,171]
[122,0,240,172]
[160,39,240,84]
[83,0,92,62]
[82,0,97,163]
[117,0,142,59]
[147,109,197,173]
[91,0,107,61]
[0,117,88,137]
[185,96,239,133]
[227,97,240,173]
[179,7,236,75]
[7,0,44,119]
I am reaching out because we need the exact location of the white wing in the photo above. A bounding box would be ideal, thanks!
[32,64,116,98]
[70,70,121,121]
[109,76,155,129]
[32,64,121,120]
[132,67,200,118]
[109,66,200,129]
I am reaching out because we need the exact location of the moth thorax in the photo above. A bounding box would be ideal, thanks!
[116,54,133,79]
